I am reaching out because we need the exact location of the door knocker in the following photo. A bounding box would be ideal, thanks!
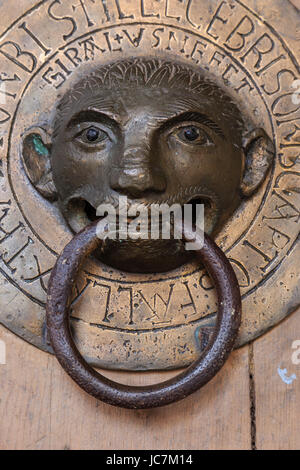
[46,221,241,408]
[0,0,299,408]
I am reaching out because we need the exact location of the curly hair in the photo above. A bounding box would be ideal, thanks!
[54,57,245,144]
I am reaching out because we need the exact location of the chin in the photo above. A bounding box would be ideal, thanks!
[95,238,193,273]
[66,219,221,275]
[61,196,224,274]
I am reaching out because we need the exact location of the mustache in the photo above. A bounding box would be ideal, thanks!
[64,185,221,212]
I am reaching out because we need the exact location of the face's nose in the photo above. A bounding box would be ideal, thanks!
[110,146,166,198]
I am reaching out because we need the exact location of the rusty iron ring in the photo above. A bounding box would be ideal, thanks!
[46,221,241,409]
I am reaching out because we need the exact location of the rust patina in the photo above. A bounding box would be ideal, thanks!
[46,222,241,408]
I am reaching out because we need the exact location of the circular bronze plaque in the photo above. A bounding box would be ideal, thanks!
[0,0,299,369]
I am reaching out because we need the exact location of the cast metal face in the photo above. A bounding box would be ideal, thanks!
[22,58,274,273]
[53,87,243,271]
[2,0,296,372]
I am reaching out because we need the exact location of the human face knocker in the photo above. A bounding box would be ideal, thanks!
[1,0,299,408]
[22,58,274,408]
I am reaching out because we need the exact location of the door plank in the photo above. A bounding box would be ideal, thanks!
[254,307,300,450]
[291,0,300,9]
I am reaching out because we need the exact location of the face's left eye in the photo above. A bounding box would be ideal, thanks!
[76,126,109,145]
[172,125,213,146]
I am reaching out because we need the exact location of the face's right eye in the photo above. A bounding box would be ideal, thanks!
[76,126,109,145]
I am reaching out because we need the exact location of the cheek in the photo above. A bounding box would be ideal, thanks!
[160,140,243,193]
[51,142,112,199]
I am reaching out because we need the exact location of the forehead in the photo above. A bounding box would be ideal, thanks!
[58,86,221,124]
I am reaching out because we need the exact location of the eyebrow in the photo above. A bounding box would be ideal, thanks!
[67,110,119,130]
[159,112,225,139]
[67,109,225,139]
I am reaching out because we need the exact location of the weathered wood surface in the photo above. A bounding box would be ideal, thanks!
[254,308,300,450]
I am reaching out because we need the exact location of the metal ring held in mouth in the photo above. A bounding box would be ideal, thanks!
[46,221,241,409]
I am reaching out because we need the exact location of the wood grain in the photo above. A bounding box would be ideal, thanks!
[291,0,300,9]
[254,309,300,450]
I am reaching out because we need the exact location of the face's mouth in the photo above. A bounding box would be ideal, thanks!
[62,193,220,273]
[84,200,98,222]
[65,192,219,236]
[185,195,217,232]
[63,198,97,233]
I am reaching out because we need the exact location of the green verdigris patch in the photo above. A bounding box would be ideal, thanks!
[32,134,49,157]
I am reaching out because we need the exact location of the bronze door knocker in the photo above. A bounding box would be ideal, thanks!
[46,221,241,408]
[0,0,298,410]
[42,57,272,408]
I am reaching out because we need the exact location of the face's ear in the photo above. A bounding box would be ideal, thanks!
[21,127,57,201]
[241,129,275,197]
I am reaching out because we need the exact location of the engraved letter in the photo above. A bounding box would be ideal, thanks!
[48,0,77,41]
